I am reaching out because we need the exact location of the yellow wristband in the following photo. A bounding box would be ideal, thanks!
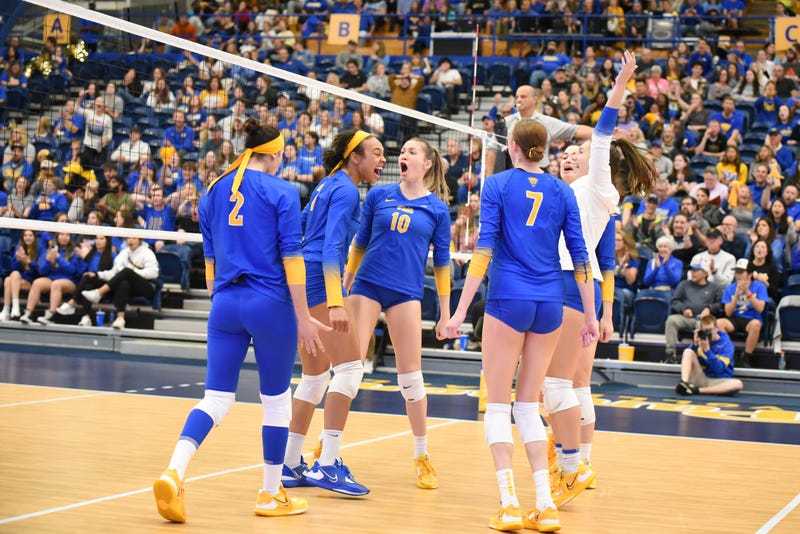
[601,270,615,303]
[467,249,493,279]
[282,255,306,285]
[344,244,366,275]
[434,265,450,297]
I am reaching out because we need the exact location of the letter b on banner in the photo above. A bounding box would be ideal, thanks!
[328,14,361,45]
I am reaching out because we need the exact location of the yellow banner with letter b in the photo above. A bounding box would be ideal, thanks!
[327,14,361,45]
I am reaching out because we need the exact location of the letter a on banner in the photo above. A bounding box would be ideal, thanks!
[44,13,71,45]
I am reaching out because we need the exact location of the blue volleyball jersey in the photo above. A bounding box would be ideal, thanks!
[353,183,450,298]
[301,170,361,274]
[596,218,616,272]
[478,168,589,301]
[199,168,303,300]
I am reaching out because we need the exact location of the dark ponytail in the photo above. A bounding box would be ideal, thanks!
[243,117,280,150]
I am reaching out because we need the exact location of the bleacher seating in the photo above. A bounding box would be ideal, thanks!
[631,289,672,336]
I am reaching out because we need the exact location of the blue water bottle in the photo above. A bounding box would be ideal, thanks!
[460,334,469,350]
[95,310,105,327]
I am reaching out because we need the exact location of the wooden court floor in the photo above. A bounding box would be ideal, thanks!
[1,383,798,534]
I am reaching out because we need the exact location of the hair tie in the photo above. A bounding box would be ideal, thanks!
[329,130,371,175]
[209,134,285,194]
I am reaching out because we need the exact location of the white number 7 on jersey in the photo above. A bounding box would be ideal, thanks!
[525,191,543,226]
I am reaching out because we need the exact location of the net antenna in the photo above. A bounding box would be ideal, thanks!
[463,25,481,247]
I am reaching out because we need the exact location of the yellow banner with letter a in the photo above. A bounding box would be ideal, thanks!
[775,17,800,53]
[44,13,71,45]
[328,14,361,45]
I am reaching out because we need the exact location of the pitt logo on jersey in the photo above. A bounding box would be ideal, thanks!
[528,177,538,187]
[397,206,414,214]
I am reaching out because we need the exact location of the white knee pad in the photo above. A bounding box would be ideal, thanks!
[542,377,579,415]
[293,370,330,405]
[398,370,426,402]
[512,401,548,444]
[574,386,596,425]
[260,387,292,427]
[484,403,513,446]
[195,389,236,426]
[329,360,364,399]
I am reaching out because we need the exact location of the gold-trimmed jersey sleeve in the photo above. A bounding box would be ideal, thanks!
[466,248,493,279]
[323,266,345,308]
[344,243,366,275]
[204,259,215,282]
[434,265,450,297]
[573,260,593,284]
[601,270,615,303]
[282,255,306,285]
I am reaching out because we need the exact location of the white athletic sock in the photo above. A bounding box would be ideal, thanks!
[284,432,306,468]
[496,468,519,508]
[262,463,283,495]
[533,469,555,510]
[562,448,580,474]
[168,439,197,481]
[413,434,428,458]
[319,428,342,466]
[555,443,563,468]
[12,298,20,312]
[580,442,592,464]
[1,305,8,314]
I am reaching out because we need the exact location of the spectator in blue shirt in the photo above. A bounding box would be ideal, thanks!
[686,38,715,77]
[636,179,680,220]
[676,314,743,395]
[708,95,744,145]
[164,109,196,154]
[274,47,310,76]
[717,258,769,368]
[679,0,705,36]
[528,40,572,88]
[643,236,685,290]
[754,81,782,125]
[2,144,34,191]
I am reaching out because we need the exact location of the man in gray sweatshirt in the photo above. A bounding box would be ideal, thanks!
[663,259,725,363]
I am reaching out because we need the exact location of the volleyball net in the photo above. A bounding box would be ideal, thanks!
[1,0,486,259]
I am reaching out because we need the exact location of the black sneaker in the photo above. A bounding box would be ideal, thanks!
[736,353,753,368]
[675,381,700,396]
[664,350,678,364]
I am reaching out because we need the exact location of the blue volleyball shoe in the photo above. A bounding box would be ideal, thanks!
[281,458,313,488]
[303,458,370,496]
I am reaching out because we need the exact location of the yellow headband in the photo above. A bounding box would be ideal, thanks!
[329,130,371,175]
[209,135,285,194]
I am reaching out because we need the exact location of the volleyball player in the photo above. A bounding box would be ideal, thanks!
[445,119,597,532]
[546,50,657,507]
[153,118,327,523]
[281,129,386,496]
[343,138,451,490]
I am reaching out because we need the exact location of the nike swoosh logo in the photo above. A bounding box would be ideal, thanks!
[325,472,338,483]
[385,198,395,202]
[577,471,592,483]
[565,478,575,491]
[402,385,412,389]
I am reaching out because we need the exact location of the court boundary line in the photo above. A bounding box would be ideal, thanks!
[756,491,800,534]
[0,419,460,525]
[0,391,115,408]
